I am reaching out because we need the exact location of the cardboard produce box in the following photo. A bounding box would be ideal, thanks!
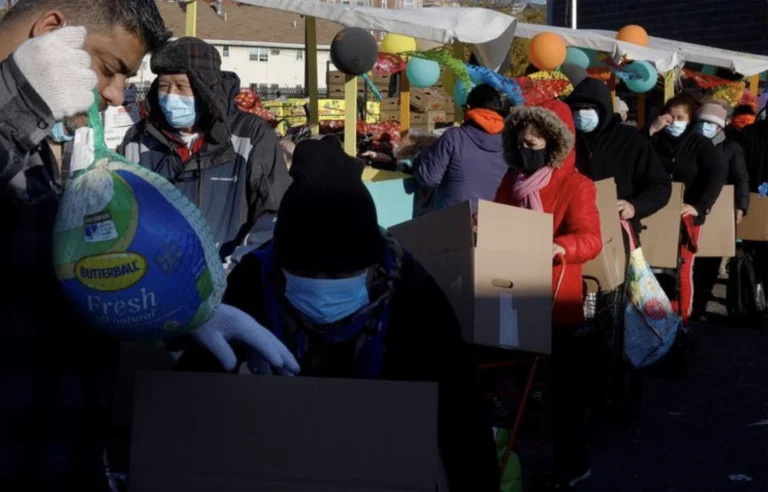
[411,89,445,112]
[698,185,736,257]
[382,97,400,111]
[641,182,684,269]
[737,193,768,241]
[380,110,400,122]
[390,200,553,354]
[130,372,441,491]
[582,179,627,291]
[411,111,447,126]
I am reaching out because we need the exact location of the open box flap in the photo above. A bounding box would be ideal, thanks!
[389,201,473,259]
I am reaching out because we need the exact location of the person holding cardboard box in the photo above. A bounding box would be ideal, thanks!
[692,101,751,319]
[648,95,728,323]
[177,138,500,491]
[495,99,602,489]
[563,66,671,242]
[412,84,510,213]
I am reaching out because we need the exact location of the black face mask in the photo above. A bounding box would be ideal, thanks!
[514,147,548,176]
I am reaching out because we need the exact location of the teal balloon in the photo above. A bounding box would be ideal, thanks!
[453,79,475,107]
[406,58,441,88]
[564,47,590,69]
[624,60,658,93]
[584,48,602,67]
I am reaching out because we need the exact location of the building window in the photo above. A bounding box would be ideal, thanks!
[222,45,230,57]
[342,0,350,5]
[356,0,367,5]
[296,49,304,61]
[402,0,415,7]
[249,47,268,62]
[381,0,387,8]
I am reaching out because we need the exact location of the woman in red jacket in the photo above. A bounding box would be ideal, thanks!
[495,99,602,489]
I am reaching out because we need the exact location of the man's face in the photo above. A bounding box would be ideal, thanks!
[157,73,195,98]
[83,27,146,109]
[14,11,147,111]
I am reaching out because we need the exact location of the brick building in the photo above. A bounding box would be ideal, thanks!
[549,0,768,57]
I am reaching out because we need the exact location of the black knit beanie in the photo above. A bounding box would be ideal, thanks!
[274,139,385,274]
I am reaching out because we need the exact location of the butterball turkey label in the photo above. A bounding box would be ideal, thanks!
[53,159,225,341]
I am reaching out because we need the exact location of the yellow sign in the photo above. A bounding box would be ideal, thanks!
[76,252,147,292]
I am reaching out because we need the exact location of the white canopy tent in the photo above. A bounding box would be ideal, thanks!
[514,23,768,76]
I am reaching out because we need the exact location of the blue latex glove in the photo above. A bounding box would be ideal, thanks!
[191,304,300,374]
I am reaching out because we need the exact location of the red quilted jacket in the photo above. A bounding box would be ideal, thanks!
[495,99,602,327]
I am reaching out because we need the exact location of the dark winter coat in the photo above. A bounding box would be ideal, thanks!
[741,119,767,192]
[650,128,727,225]
[0,57,118,490]
[175,240,499,491]
[413,121,508,212]
[119,71,291,257]
[495,100,603,327]
[565,78,671,236]
[714,135,750,212]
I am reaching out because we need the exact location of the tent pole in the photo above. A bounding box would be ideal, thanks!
[749,74,759,96]
[571,0,578,29]
[305,16,319,135]
[663,70,675,103]
[344,74,358,156]
[400,73,411,132]
[185,0,197,37]
[453,42,465,126]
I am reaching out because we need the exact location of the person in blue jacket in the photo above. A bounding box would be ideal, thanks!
[413,83,510,212]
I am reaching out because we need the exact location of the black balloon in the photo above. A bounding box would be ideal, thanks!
[330,27,378,76]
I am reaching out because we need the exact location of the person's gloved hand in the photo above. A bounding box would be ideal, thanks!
[13,26,97,120]
[190,304,301,374]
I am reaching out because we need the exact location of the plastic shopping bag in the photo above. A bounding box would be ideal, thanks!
[53,93,226,340]
[622,221,681,368]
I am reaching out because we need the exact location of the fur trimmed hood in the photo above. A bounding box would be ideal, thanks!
[503,101,575,169]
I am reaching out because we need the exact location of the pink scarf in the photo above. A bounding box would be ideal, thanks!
[511,167,554,212]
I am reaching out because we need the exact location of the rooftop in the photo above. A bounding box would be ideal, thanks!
[156,0,343,45]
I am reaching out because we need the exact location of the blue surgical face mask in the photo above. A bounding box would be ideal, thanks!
[665,120,688,137]
[159,93,197,129]
[696,121,720,139]
[284,270,370,325]
[573,109,600,133]
[50,121,74,143]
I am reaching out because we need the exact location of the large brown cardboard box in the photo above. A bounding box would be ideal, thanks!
[582,179,627,291]
[737,193,768,241]
[411,89,444,112]
[130,372,441,491]
[411,111,447,126]
[698,185,736,257]
[380,110,400,122]
[382,97,400,111]
[390,200,553,354]
[641,182,684,268]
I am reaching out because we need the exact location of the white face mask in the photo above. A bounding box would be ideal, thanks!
[573,109,600,133]
[696,121,720,139]
[665,120,688,137]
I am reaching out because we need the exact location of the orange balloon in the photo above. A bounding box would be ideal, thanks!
[527,32,567,71]
[616,25,649,47]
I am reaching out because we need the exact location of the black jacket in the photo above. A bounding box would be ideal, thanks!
[714,136,750,212]
[650,128,727,225]
[741,119,767,192]
[565,78,671,235]
[119,71,291,258]
[176,243,500,491]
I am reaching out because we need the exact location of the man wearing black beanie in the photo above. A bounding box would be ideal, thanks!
[177,138,499,491]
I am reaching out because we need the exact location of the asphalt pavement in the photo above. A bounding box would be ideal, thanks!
[520,282,768,492]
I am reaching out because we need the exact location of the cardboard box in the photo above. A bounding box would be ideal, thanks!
[130,372,440,491]
[411,89,444,112]
[380,110,400,122]
[698,185,736,257]
[641,182,684,269]
[582,179,627,291]
[373,73,392,86]
[737,193,768,241]
[411,111,447,126]
[382,97,400,110]
[390,200,553,353]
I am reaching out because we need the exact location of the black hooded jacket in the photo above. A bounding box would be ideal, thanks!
[713,134,750,212]
[650,125,727,225]
[565,78,671,236]
[741,118,767,192]
[118,38,291,258]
